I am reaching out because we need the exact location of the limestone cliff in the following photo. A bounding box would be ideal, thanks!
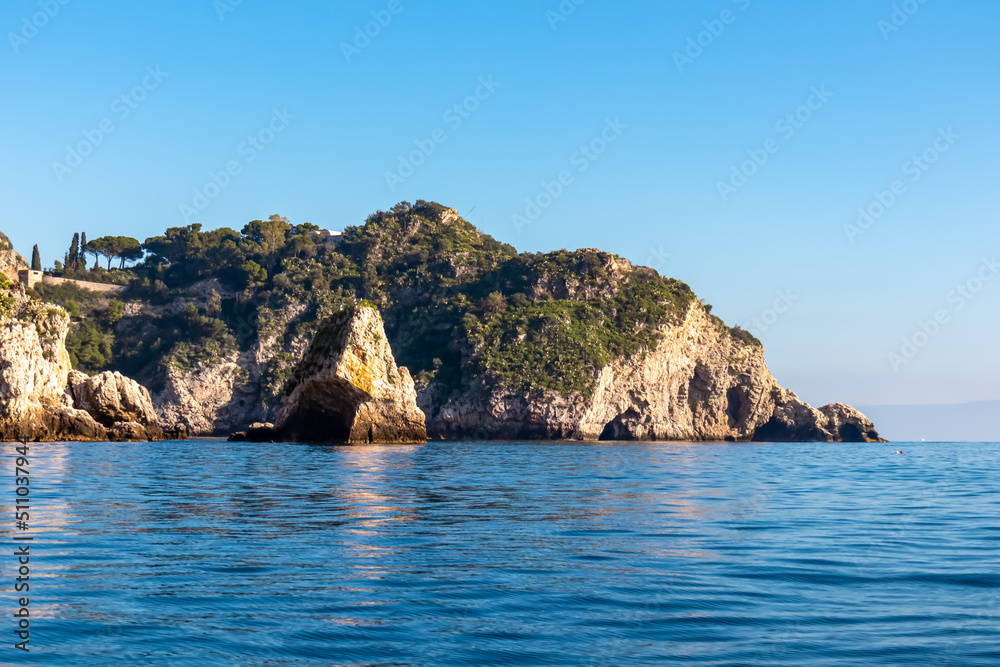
[152,299,311,435]
[0,242,27,285]
[268,304,427,443]
[424,303,882,443]
[153,355,253,435]
[0,289,167,442]
[67,370,164,441]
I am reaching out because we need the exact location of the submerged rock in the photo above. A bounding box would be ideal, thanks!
[228,422,277,443]
[271,304,426,443]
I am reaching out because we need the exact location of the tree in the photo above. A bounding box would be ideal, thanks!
[242,214,291,257]
[83,238,101,269]
[79,232,87,269]
[240,260,268,289]
[142,224,203,264]
[106,299,124,325]
[116,237,143,268]
[68,233,79,270]
[480,291,507,316]
[31,245,41,271]
[207,289,222,316]
[85,235,142,269]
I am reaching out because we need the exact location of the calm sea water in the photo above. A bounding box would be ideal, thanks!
[2,440,999,666]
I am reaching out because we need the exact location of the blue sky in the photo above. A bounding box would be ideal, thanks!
[2,0,998,409]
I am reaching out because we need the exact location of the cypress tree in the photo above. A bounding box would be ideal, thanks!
[68,232,79,269]
[80,232,88,270]
[31,245,41,271]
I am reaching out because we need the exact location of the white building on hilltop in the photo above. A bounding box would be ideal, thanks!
[310,229,344,244]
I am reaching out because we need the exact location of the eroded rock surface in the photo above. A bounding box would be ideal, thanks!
[425,303,883,443]
[67,370,164,441]
[272,304,426,443]
[0,291,168,442]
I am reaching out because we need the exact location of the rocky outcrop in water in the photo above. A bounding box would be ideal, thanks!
[755,390,882,442]
[0,290,168,442]
[266,304,427,443]
[424,303,883,443]
[67,370,164,441]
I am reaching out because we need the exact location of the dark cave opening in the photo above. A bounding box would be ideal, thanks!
[281,403,353,443]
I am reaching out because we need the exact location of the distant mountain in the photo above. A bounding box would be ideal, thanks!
[858,401,1000,443]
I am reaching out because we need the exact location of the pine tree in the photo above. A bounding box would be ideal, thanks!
[31,245,41,271]
[68,232,79,270]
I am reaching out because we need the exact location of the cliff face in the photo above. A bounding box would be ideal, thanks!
[152,301,311,435]
[271,305,427,444]
[0,291,166,442]
[425,303,882,443]
[0,245,27,285]
[153,355,253,435]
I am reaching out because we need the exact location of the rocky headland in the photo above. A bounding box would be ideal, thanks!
[427,300,881,442]
[10,202,883,443]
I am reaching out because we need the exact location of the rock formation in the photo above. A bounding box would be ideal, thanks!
[755,389,882,442]
[0,290,168,442]
[67,370,164,441]
[0,238,27,285]
[424,303,883,443]
[153,355,251,435]
[264,304,427,443]
[152,299,311,435]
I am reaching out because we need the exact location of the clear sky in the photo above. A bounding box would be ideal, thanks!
[2,0,998,410]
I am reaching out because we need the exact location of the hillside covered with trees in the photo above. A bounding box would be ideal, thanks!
[26,201,757,415]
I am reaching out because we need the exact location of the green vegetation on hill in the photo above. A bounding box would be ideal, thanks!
[20,201,756,405]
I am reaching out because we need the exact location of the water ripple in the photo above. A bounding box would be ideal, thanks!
[2,440,999,665]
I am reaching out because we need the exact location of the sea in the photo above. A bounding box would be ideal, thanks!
[2,440,998,666]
